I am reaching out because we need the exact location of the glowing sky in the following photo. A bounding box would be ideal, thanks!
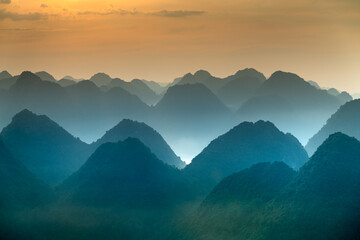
[1,0,359,92]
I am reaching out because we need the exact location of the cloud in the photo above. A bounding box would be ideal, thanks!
[77,9,138,16]
[40,4,48,8]
[150,10,206,18]
[0,0,11,4]
[0,9,48,21]
[77,9,205,18]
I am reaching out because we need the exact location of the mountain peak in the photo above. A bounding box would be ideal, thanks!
[17,71,42,83]
[90,72,112,87]
[94,118,185,168]
[35,71,56,82]
[194,70,212,78]
[0,70,12,80]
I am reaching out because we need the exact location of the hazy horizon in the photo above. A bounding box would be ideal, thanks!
[1,0,360,93]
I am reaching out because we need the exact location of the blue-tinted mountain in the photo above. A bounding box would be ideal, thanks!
[0,139,52,208]
[59,138,193,208]
[109,78,159,105]
[179,162,296,240]
[89,72,112,87]
[217,68,266,110]
[176,70,222,93]
[306,99,360,155]
[141,79,166,94]
[237,71,342,143]
[35,71,57,82]
[0,70,12,80]
[180,133,360,240]
[57,78,76,87]
[92,119,185,168]
[1,109,92,185]
[183,120,308,193]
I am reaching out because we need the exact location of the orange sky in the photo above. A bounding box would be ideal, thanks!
[1,0,359,92]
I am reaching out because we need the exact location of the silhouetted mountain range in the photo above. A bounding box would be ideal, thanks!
[306,99,360,155]
[237,71,344,143]
[183,120,308,193]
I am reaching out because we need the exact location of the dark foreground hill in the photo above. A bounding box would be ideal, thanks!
[183,120,308,193]
[92,119,185,168]
[179,133,360,240]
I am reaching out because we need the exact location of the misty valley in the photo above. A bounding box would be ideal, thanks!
[0,69,360,240]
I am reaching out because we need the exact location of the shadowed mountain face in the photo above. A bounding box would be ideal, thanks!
[306,99,360,156]
[1,109,92,185]
[179,162,296,240]
[183,120,308,193]
[0,139,52,209]
[35,71,57,82]
[93,119,186,169]
[57,78,76,87]
[180,133,360,240]
[60,138,193,208]
[237,71,342,144]
[141,79,166,95]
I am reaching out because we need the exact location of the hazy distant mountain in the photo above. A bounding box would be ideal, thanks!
[308,80,321,89]
[141,79,166,95]
[93,119,186,168]
[58,78,76,87]
[60,138,193,208]
[0,70,12,80]
[89,72,112,87]
[183,120,308,193]
[109,78,159,105]
[217,68,266,110]
[1,109,91,185]
[177,70,223,93]
[306,99,360,155]
[237,71,342,143]
[151,83,233,159]
[0,139,52,208]
[35,71,57,82]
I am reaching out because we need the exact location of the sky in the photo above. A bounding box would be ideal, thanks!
[0,0,359,92]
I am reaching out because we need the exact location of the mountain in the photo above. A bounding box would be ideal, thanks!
[183,120,308,193]
[57,78,76,87]
[108,78,159,105]
[259,133,360,240]
[0,138,52,209]
[35,71,57,82]
[306,99,360,155]
[60,138,193,208]
[1,109,91,185]
[217,68,266,110]
[179,162,296,240]
[237,71,342,144]
[308,80,321,89]
[181,133,360,240]
[92,119,186,168]
[89,72,112,87]
[141,79,166,94]
[151,83,233,160]
[0,70,12,80]
[177,70,223,93]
